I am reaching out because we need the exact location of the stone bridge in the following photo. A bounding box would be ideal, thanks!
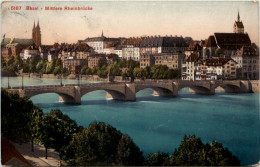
[6,80,255,104]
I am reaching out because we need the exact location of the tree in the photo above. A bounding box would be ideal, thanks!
[170,135,207,166]
[29,107,44,152]
[116,135,145,165]
[62,122,144,166]
[170,135,240,166]
[1,89,35,142]
[1,55,6,68]
[98,57,108,69]
[146,152,170,166]
[133,67,141,78]
[206,141,240,166]
[38,109,79,159]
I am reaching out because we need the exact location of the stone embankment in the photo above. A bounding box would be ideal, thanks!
[14,73,133,82]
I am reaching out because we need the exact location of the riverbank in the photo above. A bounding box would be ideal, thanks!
[13,73,134,82]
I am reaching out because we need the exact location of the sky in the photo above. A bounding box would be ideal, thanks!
[1,1,259,45]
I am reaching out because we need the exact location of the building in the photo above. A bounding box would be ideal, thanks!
[203,12,251,59]
[1,43,23,61]
[154,53,184,70]
[122,37,142,61]
[185,42,203,59]
[1,38,35,61]
[87,54,106,69]
[203,33,251,58]
[73,43,94,59]
[80,31,121,54]
[140,54,155,69]
[231,46,259,80]
[140,36,188,55]
[233,11,244,34]
[20,46,40,60]
[182,53,201,80]
[32,19,41,47]
[63,59,86,74]
[39,45,52,59]
[206,58,237,80]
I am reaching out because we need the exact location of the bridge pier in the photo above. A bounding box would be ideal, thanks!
[59,86,81,104]
[106,83,136,101]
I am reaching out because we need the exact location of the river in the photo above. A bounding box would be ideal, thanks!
[1,77,259,165]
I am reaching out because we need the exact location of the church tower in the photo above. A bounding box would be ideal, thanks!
[32,19,41,47]
[233,11,244,34]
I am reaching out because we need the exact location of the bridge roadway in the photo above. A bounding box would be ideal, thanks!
[7,80,254,104]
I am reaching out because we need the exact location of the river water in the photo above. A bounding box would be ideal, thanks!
[1,77,259,165]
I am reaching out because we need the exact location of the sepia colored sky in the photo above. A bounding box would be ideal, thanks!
[1,1,259,45]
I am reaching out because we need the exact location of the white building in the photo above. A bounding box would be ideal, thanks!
[182,53,201,80]
[121,37,142,61]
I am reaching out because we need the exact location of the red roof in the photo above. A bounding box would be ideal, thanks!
[186,53,200,62]
[1,136,31,166]
[206,58,236,66]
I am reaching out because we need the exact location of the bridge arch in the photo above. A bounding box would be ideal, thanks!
[135,83,177,97]
[215,84,241,93]
[178,85,215,95]
[24,90,77,104]
[80,87,126,101]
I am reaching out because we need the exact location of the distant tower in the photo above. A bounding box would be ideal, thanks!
[233,11,244,33]
[32,19,41,47]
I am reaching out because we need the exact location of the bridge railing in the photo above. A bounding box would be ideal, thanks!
[8,82,124,89]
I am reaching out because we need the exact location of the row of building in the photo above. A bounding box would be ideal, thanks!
[1,12,259,80]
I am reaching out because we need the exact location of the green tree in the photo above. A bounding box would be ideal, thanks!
[62,122,144,166]
[98,57,108,69]
[45,61,55,74]
[206,141,240,166]
[133,67,141,78]
[170,135,240,166]
[38,109,79,159]
[1,55,7,68]
[116,135,145,165]
[6,56,18,72]
[1,89,35,142]
[146,152,170,166]
[170,135,207,166]
[107,61,121,76]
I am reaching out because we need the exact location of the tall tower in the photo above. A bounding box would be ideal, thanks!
[32,19,41,47]
[233,11,244,34]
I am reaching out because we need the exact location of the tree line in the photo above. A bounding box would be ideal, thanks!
[2,55,180,79]
[2,55,68,76]
[2,89,240,166]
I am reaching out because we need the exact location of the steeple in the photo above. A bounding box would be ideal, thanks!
[237,10,240,21]
[37,18,39,28]
[101,30,104,37]
[32,19,41,47]
[233,10,244,34]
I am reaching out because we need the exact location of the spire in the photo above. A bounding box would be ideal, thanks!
[37,18,39,28]
[33,19,35,29]
[101,30,104,37]
[237,10,240,21]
